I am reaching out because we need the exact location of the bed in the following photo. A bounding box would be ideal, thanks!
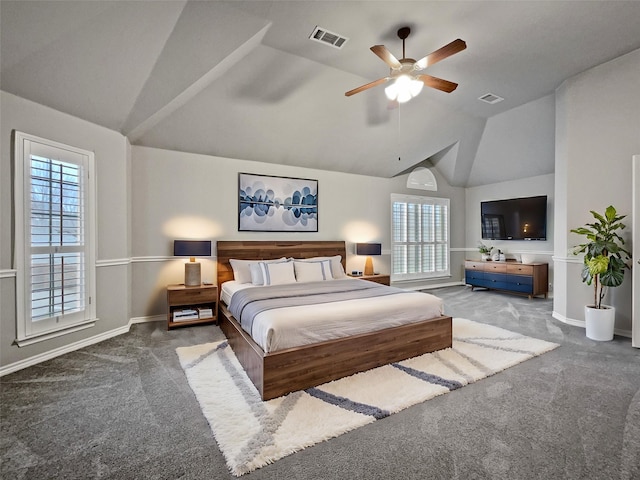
[216,240,452,400]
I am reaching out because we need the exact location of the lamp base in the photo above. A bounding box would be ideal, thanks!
[364,257,374,276]
[185,262,201,286]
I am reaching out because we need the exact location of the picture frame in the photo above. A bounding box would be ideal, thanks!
[238,173,318,232]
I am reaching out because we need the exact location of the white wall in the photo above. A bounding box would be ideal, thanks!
[0,91,131,370]
[468,95,555,187]
[465,174,555,287]
[463,95,556,289]
[130,146,467,318]
[554,48,640,335]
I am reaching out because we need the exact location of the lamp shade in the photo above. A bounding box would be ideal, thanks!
[356,243,381,256]
[173,240,211,258]
[174,240,211,286]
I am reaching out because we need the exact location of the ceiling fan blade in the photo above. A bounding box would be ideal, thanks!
[415,38,466,70]
[370,45,402,70]
[345,77,390,97]
[417,74,458,93]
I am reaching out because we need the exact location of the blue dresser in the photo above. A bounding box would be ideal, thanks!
[465,260,548,299]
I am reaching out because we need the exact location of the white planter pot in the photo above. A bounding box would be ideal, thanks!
[584,305,615,341]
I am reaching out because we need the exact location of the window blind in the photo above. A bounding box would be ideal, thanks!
[30,156,85,321]
[391,194,450,281]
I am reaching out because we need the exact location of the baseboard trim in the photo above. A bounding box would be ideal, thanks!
[552,311,631,338]
[394,280,466,291]
[1,324,130,377]
[130,314,165,324]
[1,314,166,377]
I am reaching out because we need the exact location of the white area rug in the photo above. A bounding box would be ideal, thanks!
[176,318,558,476]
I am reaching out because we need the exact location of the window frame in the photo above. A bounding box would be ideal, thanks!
[13,131,97,346]
[390,193,450,282]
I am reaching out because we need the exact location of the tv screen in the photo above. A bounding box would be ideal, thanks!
[481,195,547,240]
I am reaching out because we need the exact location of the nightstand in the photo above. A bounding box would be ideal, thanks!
[348,274,391,286]
[167,284,217,329]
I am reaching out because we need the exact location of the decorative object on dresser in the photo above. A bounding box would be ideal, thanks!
[465,260,548,299]
[355,242,382,275]
[167,284,217,329]
[571,205,631,341]
[477,241,492,261]
[174,240,212,286]
[238,173,318,232]
[177,317,559,476]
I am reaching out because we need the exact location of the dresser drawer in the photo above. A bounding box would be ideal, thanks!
[507,264,534,275]
[484,262,507,273]
[465,261,485,270]
[465,269,484,283]
[507,274,533,293]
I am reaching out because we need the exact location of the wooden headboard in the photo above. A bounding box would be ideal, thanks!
[216,240,347,287]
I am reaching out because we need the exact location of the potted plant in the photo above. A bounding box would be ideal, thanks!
[477,241,492,261]
[571,205,631,341]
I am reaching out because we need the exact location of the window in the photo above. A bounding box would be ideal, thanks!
[14,132,96,345]
[391,193,450,281]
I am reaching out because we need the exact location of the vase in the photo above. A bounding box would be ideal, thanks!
[584,305,615,341]
[481,254,489,261]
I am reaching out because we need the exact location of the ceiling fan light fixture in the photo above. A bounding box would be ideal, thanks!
[384,82,398,101]
[409,77,423,97]
[385,74,423,103]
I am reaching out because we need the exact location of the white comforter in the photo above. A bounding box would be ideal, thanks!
[221,279,444,353]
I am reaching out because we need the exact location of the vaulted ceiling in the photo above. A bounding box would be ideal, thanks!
[2,1,640,186]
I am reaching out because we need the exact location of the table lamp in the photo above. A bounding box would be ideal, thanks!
[356,243,381,276]
[174,240,211,286]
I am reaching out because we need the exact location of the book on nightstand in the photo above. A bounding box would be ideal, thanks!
[173,309,199,322]
[197,307,213,318]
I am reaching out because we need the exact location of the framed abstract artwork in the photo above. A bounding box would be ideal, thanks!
[238,173,318,232]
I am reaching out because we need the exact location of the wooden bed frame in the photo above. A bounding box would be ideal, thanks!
[216,240,452,400]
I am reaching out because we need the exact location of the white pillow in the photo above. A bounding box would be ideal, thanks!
[249,263,264,285]
[298,255,346,279]
[250,258,290,285]
[229,257,287,284]
[294,260,332,283]
[260,261,296,286]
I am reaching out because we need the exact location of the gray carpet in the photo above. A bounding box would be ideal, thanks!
[1,286,639,479]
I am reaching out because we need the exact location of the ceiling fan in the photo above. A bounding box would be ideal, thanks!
[345,27,466,103]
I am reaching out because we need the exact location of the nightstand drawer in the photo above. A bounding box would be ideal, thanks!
[168,288,215,305]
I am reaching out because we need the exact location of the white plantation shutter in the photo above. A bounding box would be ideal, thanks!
[391,194,450,281]
[14,132,96,344]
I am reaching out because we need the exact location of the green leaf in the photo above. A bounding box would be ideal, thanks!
[600,263,625,287]
[591,210,606,223]
[604,205,617,222]
[580,264,593,285]
[586,255,608,277]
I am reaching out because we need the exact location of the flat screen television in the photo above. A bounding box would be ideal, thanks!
[481,195,547,240]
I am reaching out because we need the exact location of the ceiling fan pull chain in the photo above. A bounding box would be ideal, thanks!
[397,105,402,161]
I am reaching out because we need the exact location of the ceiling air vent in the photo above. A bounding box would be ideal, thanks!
[309,26,349,49]
[478,93,504,104]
